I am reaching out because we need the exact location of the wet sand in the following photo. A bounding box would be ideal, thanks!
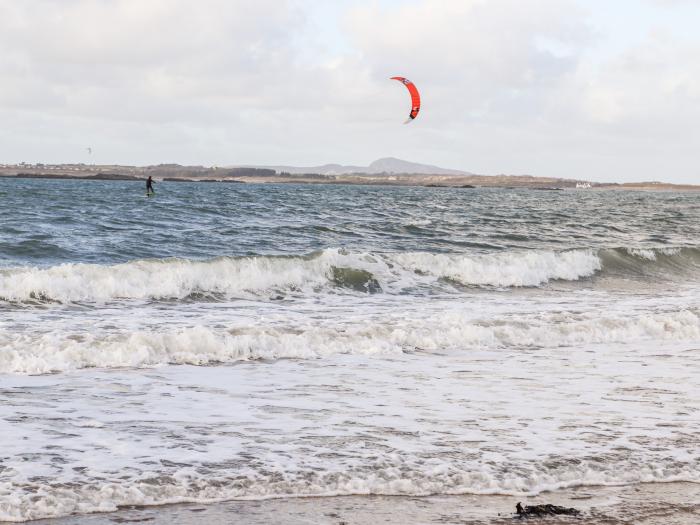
[33,482,700,524]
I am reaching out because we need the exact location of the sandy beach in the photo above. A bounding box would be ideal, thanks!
[33,482,700,524]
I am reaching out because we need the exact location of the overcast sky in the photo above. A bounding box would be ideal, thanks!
[1,0,699,183]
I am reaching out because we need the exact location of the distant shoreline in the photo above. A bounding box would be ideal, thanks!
[1,168,698,191]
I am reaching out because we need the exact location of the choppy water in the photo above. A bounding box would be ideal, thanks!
[1,178,699,522]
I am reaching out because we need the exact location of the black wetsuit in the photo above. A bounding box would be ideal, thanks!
[146,177,154,193]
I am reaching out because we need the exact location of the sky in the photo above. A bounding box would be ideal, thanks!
[0,0,699,183]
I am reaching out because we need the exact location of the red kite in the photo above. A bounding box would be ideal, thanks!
[391,76,421,123]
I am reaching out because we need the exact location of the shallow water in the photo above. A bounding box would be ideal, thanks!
[37,482,700,525]
[0,179,699,521]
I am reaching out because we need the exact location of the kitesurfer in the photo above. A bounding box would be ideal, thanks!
[146,176,155,194]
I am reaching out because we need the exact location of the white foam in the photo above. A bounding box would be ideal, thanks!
[3,340,700,521]
[0,249,605,303]
[0,255,331,303]
[390,249,601,287]
[3,303,699,521]
[2,308,697,375]
[3,462,698,522]
[626,247,682,260]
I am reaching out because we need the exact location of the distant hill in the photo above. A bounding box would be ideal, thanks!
[234,157,472,176]
[3,159,698,191]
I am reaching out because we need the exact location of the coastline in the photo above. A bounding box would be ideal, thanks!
[32,482,700,525]
[1,168,698,191]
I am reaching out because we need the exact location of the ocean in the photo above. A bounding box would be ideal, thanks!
[1,178,699,523]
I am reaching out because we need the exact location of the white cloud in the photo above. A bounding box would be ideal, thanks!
[0,0,307,119]
[0,0,698,183]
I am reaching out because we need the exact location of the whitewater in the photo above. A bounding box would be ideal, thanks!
[1,178,699,522]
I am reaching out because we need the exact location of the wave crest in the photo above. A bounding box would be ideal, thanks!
[391,249,601,287]
[0,248,610,303]
[2,247,698,304]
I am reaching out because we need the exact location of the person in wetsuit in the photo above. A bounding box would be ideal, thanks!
[146,176,155,194]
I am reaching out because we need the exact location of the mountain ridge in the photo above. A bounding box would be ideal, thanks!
[233,157,473,176]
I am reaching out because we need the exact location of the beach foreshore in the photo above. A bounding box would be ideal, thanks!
[31,482,700,525]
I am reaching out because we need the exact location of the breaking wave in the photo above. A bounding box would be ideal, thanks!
[2,308,698,375]
[4,457,699,522]
[0,247,697,304]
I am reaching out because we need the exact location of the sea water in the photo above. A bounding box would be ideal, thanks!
[0,178,699,521]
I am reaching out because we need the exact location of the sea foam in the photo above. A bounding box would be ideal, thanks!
[0,248,607,303]
[2,308,697,375]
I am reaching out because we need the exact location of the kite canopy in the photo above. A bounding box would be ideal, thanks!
[391,76,420,123]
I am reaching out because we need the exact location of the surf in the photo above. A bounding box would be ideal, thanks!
[1,247,698,304]
[3,305,698,375]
